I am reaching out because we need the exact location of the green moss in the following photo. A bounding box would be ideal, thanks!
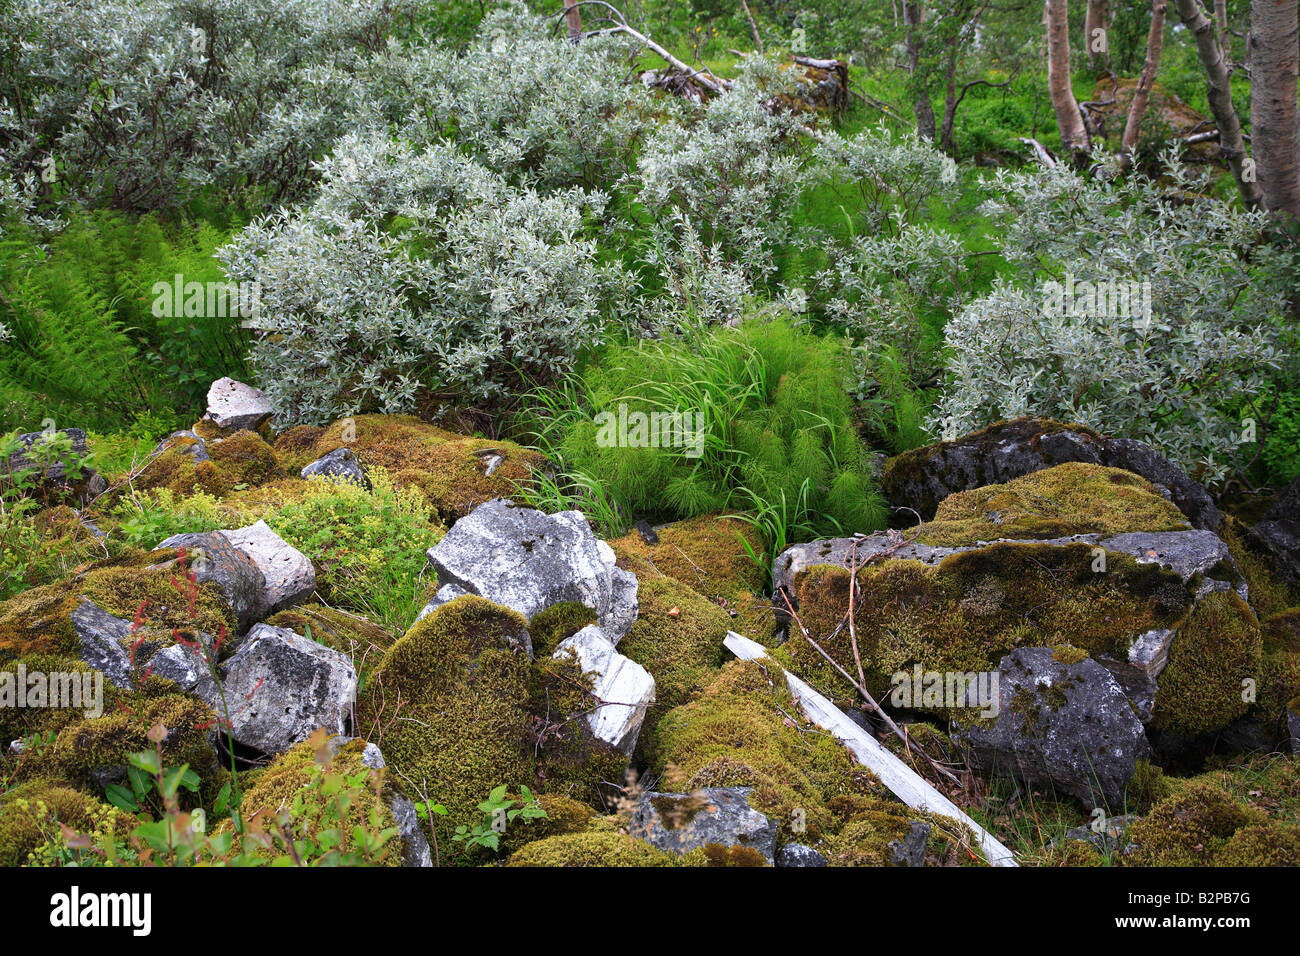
[1057,840,1105,867]
[618,576,730,744]
[0,652,123,746]
[527,602,597,658]
[280,415,549,521]
[1152,591,1261,736]
[1051,644,1090,666]
[23,691,219,791]
[270,425,326,474]
[135,433,230,497]
[609,514,777,644]
[1221,516,1298,619]
[688,843,770,866]
[356,595,534,859]
[648,660,876,843]
[1259,609,1300,720]
[1213,822,1300,866]
[917,462,1190,547]
[781,541,1191,712]
[496,793,597,856]
[1125,759,1175,814]
[0,780,129,866]
[206,429,283,488]
[822,804,923,866]
[1125,784,1258,866]
[504,831,681,867]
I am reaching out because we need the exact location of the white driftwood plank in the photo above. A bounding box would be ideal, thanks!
[724,631,1018,867]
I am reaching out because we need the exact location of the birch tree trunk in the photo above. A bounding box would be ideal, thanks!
[1085,0,1110,70]
[905,2,937,140]
[1250,0,1300,217]
[1046,0,1090,153]
[1120,0,1168,167]
[1172,0,1261,207]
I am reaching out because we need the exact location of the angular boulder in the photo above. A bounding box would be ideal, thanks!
[204,377,274,432]
[300,447,369,488]
[552,625,655,755]
[630,787,778,863]
[421,499,638,642]
[204,623,356,755]
[156,520,314,631]
[1248,475,1300,587]
[68,598,135,689]
[953,647,1150,808]
[881,417,1222,531]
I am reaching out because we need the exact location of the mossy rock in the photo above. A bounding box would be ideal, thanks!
[205,429,284,488]
[496,793,597,857]
[0,652,126,746]
[1151,591,1261,737]
[504,831,682,867]
[780,541,1192,713]
[648,660,879,843]
[1257,609,1300,721]
[820,803,925,867]
[916,462,1189,547]
[274,414,549,520]
[0,779,130,866]
[265,604,395,681]
[20,688,219,793]
[219,736,403,866]
[356,595,535,859]
[134,429,282,498]
[0,559,235,662]
[1221,516,1298,619]
[610,514,778,645]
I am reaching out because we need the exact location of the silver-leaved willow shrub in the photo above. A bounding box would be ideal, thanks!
[933,150,1298,486]
[0,0,407,210]
[219,133,634,425]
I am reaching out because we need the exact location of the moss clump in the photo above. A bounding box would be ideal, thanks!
[1258,609,1300,721]
[497,793,597,856]
[270,425,326,474]
[529,645,630,801]
[609,514,778,644]
[224,736,402,866]
[918,462,1189,547]
[1213,822,1300,866]
[1056,840,1105,867]
[1125,784,1257,866]
[356,595,534,857]
[782,542,1191,711]
[0,560,234,662]
[1152,591,1261,736]
[134,434,229,497]
[618,576,730,741]
[1124,759,1175,815]
[504,831,681,867]
[280,415,549,521]
[22,691,219,791]
[206,430,283,488]
[821,804,924,866]
[527,602,597,658]
[0,653,123,746]
[648,660,875,843]
[0,780,129,866]
[688,843,770,866]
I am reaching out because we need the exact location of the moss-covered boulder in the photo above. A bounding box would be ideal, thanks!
[274,415,549,520]
[881,417,1222,531]
[265,603,396,682]
[136,428,282,498]
[356,595,535,859]
[618,575,730,741]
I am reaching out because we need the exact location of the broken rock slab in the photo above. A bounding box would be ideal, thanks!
[199,623,356,755]
[421,499,638,642]
[204,377,274,432]
[553,625,654,755]
[630,787,778,863]
[954,647,1150,808]
[155,520,315,631]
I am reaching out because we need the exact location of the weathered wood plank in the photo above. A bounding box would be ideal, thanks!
[724,631,1018,867]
